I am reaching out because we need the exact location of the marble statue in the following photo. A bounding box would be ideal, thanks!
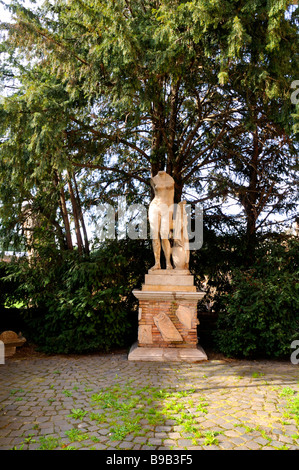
[149,171,174,270]
[149,171,189,271]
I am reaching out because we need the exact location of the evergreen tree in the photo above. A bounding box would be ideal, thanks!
[0,0,298,256]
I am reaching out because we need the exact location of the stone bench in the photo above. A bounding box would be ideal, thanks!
[0,331,26,358]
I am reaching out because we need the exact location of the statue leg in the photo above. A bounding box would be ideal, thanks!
[160,207,173,269]
[151,239,161,270]
[149,208,161,270]
[162,239,173,270]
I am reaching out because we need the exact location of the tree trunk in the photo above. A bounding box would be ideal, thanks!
[245,205,257,260]
[151,79,166,176]
[67,171,83,255]
[72,171,90,255]
[53,170,73,251]
[151,126,166,176]
[172,169,183,203]
[52,220,68,251]
[244,127,259,263]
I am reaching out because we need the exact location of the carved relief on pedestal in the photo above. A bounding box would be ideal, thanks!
[138,307,142,320]
[138,325,153,344]
[153,312,183,342]
[175,305,193,330]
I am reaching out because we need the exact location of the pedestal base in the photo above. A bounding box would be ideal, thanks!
[129,269,208,363]
[128,342,208,363]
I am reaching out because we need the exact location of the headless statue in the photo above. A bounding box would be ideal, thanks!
[149,171,174,270]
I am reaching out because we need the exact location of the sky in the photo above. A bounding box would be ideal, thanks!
[0,1,9,17]
[0,1,37,23]
[0,2,14,22]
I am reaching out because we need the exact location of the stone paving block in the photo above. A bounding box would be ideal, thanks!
[177,438,193,447]
[164,419,178,426]
[0,437,16,448]
[224,436,243,446]
[98,428,110,436]
[277,434,295,445]
[133,436,147,444]
[162,438,177,446]
[153,432,168,438]
[202,445,221,450]
[253,437,271,446]
[150,437,165,446]
[283,424,298,435]
[219,441,235,449]
[224,430,242,438]
[155,425,172,432]
[244,440,262,450]
[268,439,289,449]
[132,444,142,450]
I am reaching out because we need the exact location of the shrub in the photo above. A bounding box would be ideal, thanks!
[0,261,15,307]
[3,239,152,353]
[214,238,299,358]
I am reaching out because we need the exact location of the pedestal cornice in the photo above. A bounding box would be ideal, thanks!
[133,289,205,301]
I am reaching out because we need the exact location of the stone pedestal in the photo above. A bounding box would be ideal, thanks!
[128,269,207,362]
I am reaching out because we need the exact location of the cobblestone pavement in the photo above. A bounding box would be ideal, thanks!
[0,352,298,450]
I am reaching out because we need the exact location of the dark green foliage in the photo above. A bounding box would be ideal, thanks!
[214,238,299,358]
[190,221,250,314]
[2,240,153,353]
[0,260,20,308]
[0,262,7,309]
[0,260,26,332]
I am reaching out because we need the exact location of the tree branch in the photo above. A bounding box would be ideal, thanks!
[69,158,150,186]
[69,115,151,162]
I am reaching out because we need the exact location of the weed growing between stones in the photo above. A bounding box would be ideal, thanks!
[86,383,211,446]
[65,429,90,442]
[37,435,62,450]
[68,409,88,420]
[7,375,299,451]
[282,391,299,427]
[11,380,214,450]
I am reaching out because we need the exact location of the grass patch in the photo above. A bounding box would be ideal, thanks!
[89,411,107,424]
[38,435,61,450]
[279,387,296,397]
[88,384,209,443]
[109,422,141,441]
[68,408,88,420]
[252,372,265,378]
[65,429,90,442]
[203,430,220,446]
[284,395,299,425]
